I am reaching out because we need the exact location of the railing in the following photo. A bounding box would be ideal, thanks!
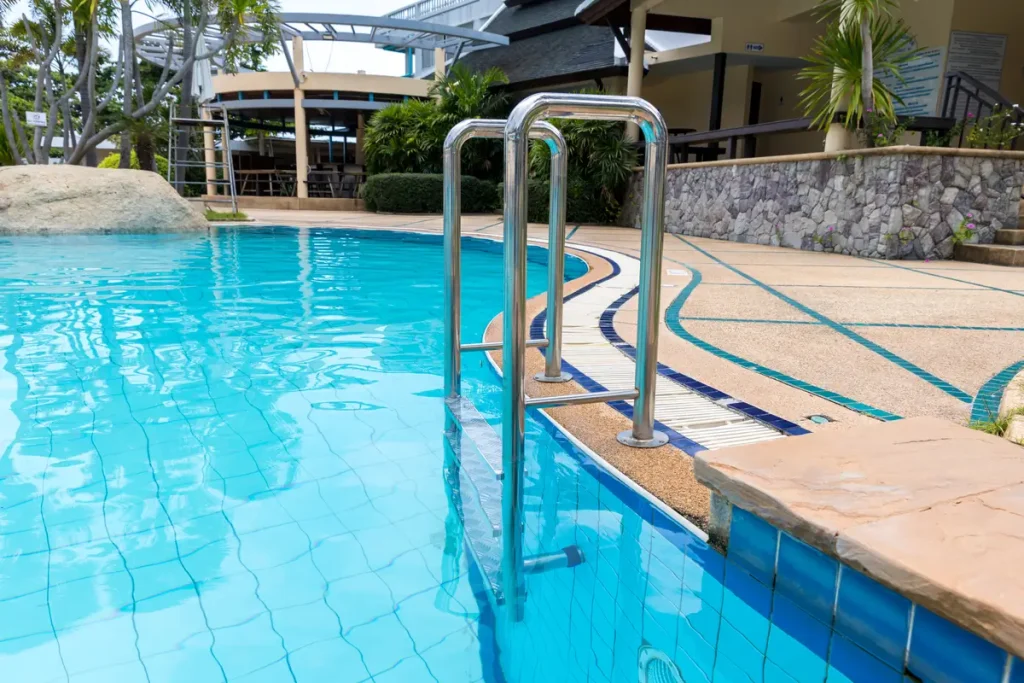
[387,0,472,21]
[443,93,671,624]
[942,71,1023,149]
[666,115,960,164]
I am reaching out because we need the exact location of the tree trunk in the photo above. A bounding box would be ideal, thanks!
[861,17,875,147]
[136,131,156,172]
[75,31,97,167]
[119,0,133,168]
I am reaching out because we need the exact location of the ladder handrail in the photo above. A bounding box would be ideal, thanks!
[501,93,670,620]
[443,118,571,405]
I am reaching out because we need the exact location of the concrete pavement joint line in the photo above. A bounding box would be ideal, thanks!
[679,316,1024,332]
[675,236,974,404]
[664,264,903,422]
[531,243,799,449]
[471,221,503,233]
[868,258,1024,298]
[970,360,1024,425]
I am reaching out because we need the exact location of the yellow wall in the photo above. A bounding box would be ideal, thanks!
[652,0,821,60]
[641,64,753,132]
[754,67,825,155]
[950,0,1024,105]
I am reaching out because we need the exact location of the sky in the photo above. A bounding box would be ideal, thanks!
[134,0,415,77]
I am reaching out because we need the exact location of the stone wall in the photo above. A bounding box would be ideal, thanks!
[621,147,1024,259]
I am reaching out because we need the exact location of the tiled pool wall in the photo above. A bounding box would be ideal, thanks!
[487,405,1020,683]
[718,506,1020,683]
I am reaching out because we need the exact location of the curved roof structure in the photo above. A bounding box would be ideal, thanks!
[135,12,510,70]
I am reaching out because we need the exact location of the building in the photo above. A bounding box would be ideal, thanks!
[450,0,1024,157]
[134,13,508,208]
[386,0,506,77]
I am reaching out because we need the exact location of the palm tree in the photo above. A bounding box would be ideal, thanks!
[822,0,896,125]
[799,0,916,144]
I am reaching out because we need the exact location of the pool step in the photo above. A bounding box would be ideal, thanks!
[443,428,505,605]
[443,400,587,610]
[445,396,503,479]
[954,242,1024,267]
[995,228,1024,246]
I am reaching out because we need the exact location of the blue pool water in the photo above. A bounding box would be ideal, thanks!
[0,227,968,683]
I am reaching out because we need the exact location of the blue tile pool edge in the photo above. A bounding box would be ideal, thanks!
[970,360,1024,426]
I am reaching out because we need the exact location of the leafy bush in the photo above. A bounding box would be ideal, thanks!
[364,65,509,182]
[500,178,621,226]
[527,97,637,224]
[364,173,499,214]
[99,151,169,178]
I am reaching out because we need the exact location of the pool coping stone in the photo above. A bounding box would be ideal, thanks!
[693,416,1024,659]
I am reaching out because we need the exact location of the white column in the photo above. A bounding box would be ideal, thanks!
[293,36,308,198]
[625,7,647,143]
[355,112,365,166]
[201,106,217,196]
[434,47,446,81]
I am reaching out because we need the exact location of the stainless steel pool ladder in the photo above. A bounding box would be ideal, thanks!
[442,95,670,622]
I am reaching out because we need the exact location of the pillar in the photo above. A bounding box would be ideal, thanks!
[293,36,308,198]
[434,47,446,81]
[709,53,727,130]
[624,7,647,143]
[355,112,365,166]
[201,106,217,196]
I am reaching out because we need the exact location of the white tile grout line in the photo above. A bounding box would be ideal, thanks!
[559,242,785,450]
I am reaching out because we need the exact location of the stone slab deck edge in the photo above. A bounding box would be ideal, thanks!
[1003,370,1024,444]
[693,416,1024,659]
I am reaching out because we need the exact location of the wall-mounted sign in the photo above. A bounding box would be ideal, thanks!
[879,47,945,117]
[25,111,46,126]
[946,31,1008,118]
[745,43,765,53]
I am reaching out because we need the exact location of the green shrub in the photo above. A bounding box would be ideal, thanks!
[527,92,637,225]
[364,66,509,182]
[499,178,621,225]
[364,173,498,214]
[99,151,169,178]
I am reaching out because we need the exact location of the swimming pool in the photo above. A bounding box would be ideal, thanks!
[0,226,923,683]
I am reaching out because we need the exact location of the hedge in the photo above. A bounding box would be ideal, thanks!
[99,151,169,179]
[499,179,620,225]
[364,173,499,214]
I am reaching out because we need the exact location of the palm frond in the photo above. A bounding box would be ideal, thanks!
[798,13,917,130]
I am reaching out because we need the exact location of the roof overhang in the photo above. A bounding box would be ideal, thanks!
[575,0,712,35]
[135,12,510,69]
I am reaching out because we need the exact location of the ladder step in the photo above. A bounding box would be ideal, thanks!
[444,396,502,479]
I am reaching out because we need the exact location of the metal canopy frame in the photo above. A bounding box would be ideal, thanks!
[135,12,509,69]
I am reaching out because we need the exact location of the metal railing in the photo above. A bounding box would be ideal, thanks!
[167,103,238,213]
[942,71,1023,149]
[443,94,670,622]
[501,93,670,620]
[387,0,471,21]
[444,118,572,402]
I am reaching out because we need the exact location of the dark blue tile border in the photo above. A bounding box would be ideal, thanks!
[531,249,809,443]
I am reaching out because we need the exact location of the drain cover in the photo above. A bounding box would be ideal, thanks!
[638,645,684,683]
[807,414,835,424]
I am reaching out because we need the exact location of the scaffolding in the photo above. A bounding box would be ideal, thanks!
[167,103,238,214]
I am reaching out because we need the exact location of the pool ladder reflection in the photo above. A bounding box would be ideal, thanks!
[442,95,671,622]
